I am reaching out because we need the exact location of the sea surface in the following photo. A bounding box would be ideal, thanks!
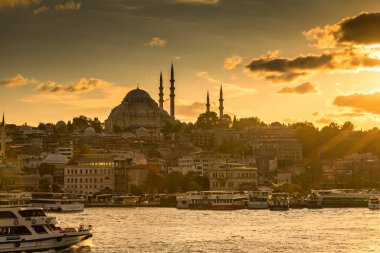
[52,207,380,253]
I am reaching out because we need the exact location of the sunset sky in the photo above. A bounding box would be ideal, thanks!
[2,0,380,129]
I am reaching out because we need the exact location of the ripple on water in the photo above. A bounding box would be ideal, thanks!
[51,207,380,253]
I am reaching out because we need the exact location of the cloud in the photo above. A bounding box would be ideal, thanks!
[304,12,380,48]
[0,74,36,87]
[265,72,308,83]
[224,54,243,69]
[0,0,41,8]
[246,47,380,83]
[144,37,167,47]
[22,78,127,111]
[54,1,81,11]
[175,0,219,4]
[246,12,380,83]
[196,71,256,97]
[333,92,380,115]
[33,5,49,14]
[277,82,318,95]
[316,118,333,125]
[35,78,107,93]
[176,101,206,120]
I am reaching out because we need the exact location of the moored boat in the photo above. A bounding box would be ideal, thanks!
[247,191,269,209]
[368,197,380,210]
[268,193,289,211]
[0,206,92,252]
[313,189,372,208]
[31,193,84,212]
[176,191,247,210]
[306,191,323,209]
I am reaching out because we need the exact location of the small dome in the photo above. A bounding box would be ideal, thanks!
[84,127,96,136]
[43,154,68,164]
[20,123,32,132]
[123,88,152,102]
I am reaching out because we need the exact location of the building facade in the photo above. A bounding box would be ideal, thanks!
[208,163,258,191]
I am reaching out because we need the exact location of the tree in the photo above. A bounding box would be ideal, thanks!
[143,167,166,194]
[195,112,219,129]
[90,117,103,133]
[72,115,90,132]
[233,116,266,129]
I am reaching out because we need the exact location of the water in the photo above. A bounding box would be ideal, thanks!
[53,207,380,253]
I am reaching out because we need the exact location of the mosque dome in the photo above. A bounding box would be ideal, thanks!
[84,126,97,136]
[43,154,68,164]
[123,88,152,102]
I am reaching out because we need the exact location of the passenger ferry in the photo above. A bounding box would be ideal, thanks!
[268,193,289,211]
[31,193,84,212]
[247,191,269,209]
[368,197,380,210]
[312,189,372,207]
[0,206,92,252]
[0,193,31,207]
[305,192,323,209]
[176,191,247,210]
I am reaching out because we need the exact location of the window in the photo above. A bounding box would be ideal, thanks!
[0,226,32,236]
[0,211,17,219]
[32,225,47,234]
[18,210,46,217]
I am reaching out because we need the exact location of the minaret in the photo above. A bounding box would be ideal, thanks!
[170,63,175,120]
[159,72,164,109]
[206,91,210,113]
[219,84,224,121]
[1,113,5,160]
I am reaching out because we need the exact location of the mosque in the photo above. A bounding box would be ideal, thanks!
[105,63,225,133]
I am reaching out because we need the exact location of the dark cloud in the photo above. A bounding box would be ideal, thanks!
[305,12,380,48]
[333,92,380,115]
[35,78,106,93]
[277,82,318,95]
[246,47,380,82]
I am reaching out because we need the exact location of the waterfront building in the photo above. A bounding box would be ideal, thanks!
[113,155,133,195]
[64,154,114,195]
[208,162,258,191]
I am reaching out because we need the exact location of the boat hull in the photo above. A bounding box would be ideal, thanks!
[0,233,92,253]
[247,202,268,209]
[369,203,380,210]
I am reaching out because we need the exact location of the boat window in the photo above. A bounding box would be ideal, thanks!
[0,211,17,219]
[18,209,46,217]
[32,225,48,234]
[0,226,32,236]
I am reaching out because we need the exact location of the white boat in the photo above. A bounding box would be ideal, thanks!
[0,206,92,252]
[31,193,84,212]
[368,197,380,210]
[0,193,31,207]
[268,193,289,211]
[313,189,373,207]
[247,191,269,209]
[176,191,247,210]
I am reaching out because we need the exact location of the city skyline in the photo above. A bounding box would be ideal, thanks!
[2,0,380,129]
